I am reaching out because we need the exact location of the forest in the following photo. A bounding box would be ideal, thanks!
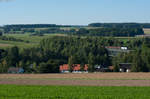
[88,23,150,28]
[0,35,150,73]
[75,28,144,36]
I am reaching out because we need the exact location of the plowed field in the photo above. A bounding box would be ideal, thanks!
[0,73,150,86]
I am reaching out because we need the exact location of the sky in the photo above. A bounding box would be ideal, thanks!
[0,0,150,25]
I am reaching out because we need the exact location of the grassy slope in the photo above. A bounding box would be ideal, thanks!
[0,34,67,49]
[0,85,149,99]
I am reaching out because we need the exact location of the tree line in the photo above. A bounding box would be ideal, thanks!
[75,28,144,37]
[0,36,29,43]
[1,23,146,37]
[1,36,150,73]
[88,23,150,28]
[3,24,81,30]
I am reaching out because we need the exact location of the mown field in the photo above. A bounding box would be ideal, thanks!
[0,85,150,99]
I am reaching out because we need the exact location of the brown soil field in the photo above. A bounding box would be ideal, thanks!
[0,73,150,86]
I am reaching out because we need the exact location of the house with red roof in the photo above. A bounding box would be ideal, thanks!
[59,64,88,73]
[59,64,70,73]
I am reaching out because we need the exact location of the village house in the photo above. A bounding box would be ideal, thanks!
[94,65,114,72]
[59,64,88,73]
[59,64,69,73]
[8,67,24,74]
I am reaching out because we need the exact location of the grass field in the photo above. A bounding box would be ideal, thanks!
[0,34,67,49]
[0,85,150,99]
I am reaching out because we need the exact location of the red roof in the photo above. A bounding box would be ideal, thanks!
[73,64,81,71]
[60,64,69,71]
[60,64,88,71]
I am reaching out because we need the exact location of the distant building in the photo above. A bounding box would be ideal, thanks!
[119,63,132,72]
[105,46,130,57]
[94,65,101,71]
[59,64,69,73]
[94,65,114,72]
[59,64,88,73]
[108,66,114,72]
[8,67,24,74]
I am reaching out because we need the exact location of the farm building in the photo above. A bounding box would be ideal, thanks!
[60,64,88,73]
[94,65,114,72]
[105,46,130,57]
[119,63,132,72]
[8,67,24,74]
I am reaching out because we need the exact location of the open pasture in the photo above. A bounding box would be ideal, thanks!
[0,33,67,49]
[0,85,150,99]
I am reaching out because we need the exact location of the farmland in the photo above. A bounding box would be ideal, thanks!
[0,85,150,99]
[0,33,68,49]
[0,26,150,98]
[0,73,150,99]
[0,27,149,49]
[1,73,150,86]
[0,33,140,49]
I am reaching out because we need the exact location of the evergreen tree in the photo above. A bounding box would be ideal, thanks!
[7,46,19,66]
[88,53,95,72]
[68,56,74,71]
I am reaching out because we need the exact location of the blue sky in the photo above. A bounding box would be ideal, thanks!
[0,0,150,25]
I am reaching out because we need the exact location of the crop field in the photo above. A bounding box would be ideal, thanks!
[0,85,150,99]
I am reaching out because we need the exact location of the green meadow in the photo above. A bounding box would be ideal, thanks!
[0,85,150,99]
[0,34,67,49]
